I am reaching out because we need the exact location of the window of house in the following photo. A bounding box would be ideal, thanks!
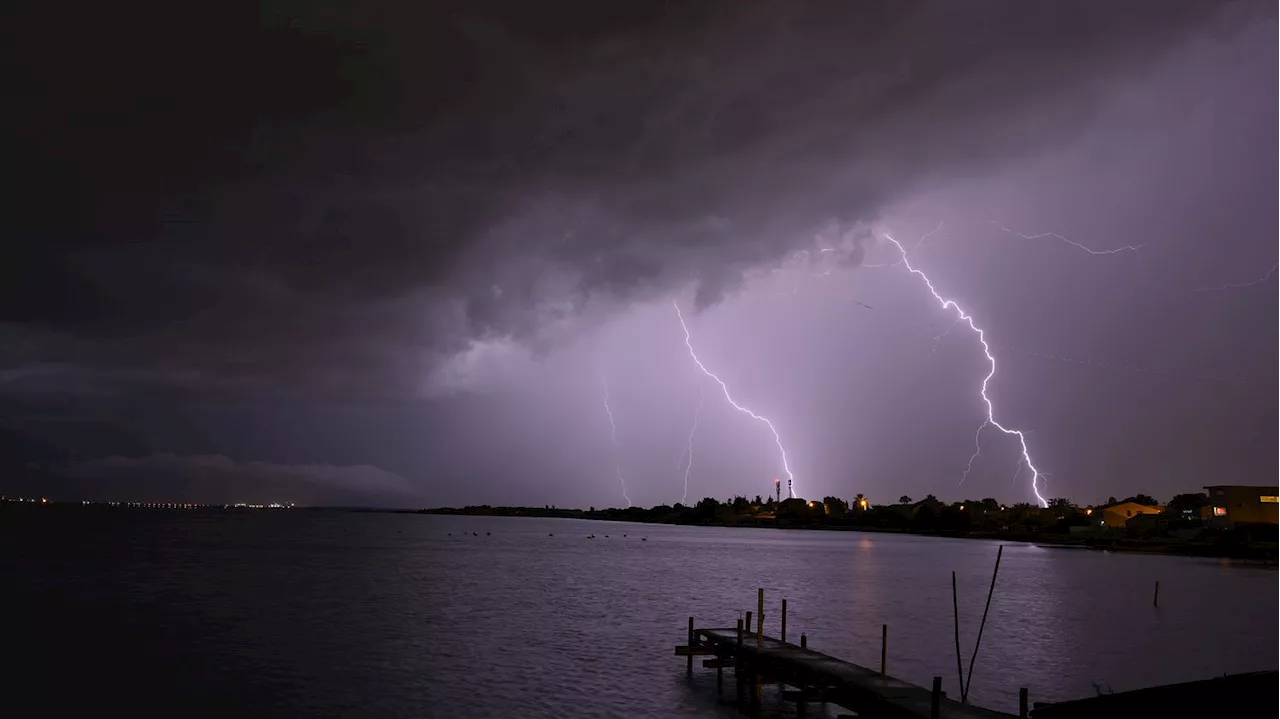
[1213,507,1228,516]
[1260,496,1279,503]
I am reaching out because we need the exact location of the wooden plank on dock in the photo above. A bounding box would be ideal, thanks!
[693,628,1016,719]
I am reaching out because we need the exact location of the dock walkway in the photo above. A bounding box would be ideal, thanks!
[680,625,1017,719]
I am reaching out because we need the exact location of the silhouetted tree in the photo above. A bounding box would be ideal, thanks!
[753,495,763,506]
[938,502,973,531]
[1167,493,1208,515]
[823,496,849,516]
[1123,494,1160,507]
[1107,496,1118,506]
[1047,497,1074,512]
[899,495,912,504]
[911,502,938,530]
[979,498,999,512]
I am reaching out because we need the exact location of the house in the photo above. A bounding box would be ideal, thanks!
[775,497,812,518]
[1096,501,1162,528]
[1125,512,1171,536]
[1203,486,1279,528]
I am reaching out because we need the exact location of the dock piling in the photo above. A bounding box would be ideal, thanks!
[1019,687,1029,717]
[930,676,942,719]
[800,633,807,649]
[745,611,752,638]
[880,624,887,675]
[781,598,788,642]
[756,588,764,650]
[755,589,764,706]
[687,617,695,677]
[1153,580,1160,607]
[736,618,745,706]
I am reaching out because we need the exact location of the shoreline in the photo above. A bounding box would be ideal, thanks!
[417,506,1279,562]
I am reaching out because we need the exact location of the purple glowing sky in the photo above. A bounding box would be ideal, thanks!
[2,2,1275,507]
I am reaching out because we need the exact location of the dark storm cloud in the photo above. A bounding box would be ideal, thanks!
[3,0,1262,398]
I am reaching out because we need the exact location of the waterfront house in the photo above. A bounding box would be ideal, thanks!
[1096,501,1163,528]
[775,497,812,518]
[1124,512,1172,537]
[1203,485,1279,528]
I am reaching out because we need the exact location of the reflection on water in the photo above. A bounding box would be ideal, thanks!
[4,511,1275,718]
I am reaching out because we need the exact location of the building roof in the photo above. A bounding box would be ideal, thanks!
[1103,501,1163,513]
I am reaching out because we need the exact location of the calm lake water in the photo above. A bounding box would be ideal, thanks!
[5,510,1275,717]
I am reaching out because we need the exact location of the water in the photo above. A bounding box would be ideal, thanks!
[4,510,1275,717]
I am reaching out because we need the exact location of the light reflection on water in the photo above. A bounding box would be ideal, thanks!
[5,511,1275,718]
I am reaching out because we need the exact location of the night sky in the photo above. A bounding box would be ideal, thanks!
[3,1,1275,508]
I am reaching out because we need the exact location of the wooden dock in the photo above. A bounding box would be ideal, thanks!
[678,622,1019,719]
[675,584,1277,718]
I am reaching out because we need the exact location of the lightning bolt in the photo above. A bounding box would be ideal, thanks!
[931,317,964,355]
[988,221,1143,255]
[961,420,989,486]
[1195,261,1278,292]
[673,300,797,498]
[601,376,631,508]
[676,378,705,506]
[864,220,945,268]
[883,233,1050,508]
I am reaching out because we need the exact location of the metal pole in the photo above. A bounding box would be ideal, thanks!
[952,571,964,703]
[964,545,1003,700]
